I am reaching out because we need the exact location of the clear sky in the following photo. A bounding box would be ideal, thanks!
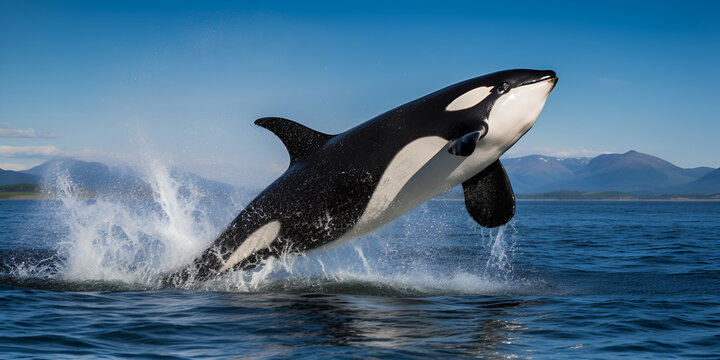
[1,1,719,185]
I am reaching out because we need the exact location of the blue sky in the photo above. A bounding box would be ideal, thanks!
[1,1,719,185]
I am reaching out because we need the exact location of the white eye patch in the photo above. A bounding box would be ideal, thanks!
[445,86,493,111]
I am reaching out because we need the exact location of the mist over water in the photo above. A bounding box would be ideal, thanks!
[1,155,528,296]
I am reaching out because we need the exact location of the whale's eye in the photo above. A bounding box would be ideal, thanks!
[497,82,510,94]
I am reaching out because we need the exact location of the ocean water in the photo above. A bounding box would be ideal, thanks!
[1,173,719,358]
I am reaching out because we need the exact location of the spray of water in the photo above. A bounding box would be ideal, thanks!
[6,155,529,295]
[41,157,233,285]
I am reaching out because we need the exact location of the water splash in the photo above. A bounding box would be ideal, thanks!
[185,222,527,296]
[44,158,236,284]
[482,224,518,280]
[3,157,531,295]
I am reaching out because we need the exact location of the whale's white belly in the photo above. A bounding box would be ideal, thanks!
[329,136,500,249]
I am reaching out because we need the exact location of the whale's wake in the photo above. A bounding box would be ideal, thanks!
[1,157,539,296]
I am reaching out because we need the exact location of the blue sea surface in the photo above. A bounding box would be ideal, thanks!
[1,199,719,359]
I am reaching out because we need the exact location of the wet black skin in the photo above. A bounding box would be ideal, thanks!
[164,69,557,284]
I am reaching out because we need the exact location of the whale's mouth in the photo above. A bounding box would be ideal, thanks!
[516,70,558,88]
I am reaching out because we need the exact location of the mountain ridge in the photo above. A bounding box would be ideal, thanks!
[0,169,39,186]
[0,157,239,199]
[503,150,718,194]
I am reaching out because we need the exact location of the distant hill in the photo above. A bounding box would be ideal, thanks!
[7,157,238,199]
[683,168,720,194]
[536,151,703,193]
[0,169,40,186]
[502,155,588,194]
[504,151,719,195]
[681,166,715,179]
[22,158,147,195]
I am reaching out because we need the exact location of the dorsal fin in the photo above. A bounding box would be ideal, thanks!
[255,117,333,164]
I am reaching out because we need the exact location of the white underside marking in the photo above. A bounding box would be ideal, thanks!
[333,136,449,243]
[445,86,492,111]
[219,220,281,273]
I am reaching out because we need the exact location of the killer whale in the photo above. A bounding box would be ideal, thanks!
[165,69,557,284]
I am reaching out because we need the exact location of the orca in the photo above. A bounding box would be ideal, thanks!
[165,69,558,284]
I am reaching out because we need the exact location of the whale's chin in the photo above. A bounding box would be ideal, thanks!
[484,77,556,154]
